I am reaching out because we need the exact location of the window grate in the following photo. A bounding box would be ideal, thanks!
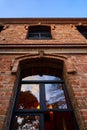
[28,32,52,39]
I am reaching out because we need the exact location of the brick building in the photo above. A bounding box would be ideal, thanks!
[0,18,87,130]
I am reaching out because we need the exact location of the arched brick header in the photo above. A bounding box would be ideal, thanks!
[11,52,76,77]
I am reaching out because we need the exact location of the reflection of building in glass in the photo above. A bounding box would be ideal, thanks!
[17,91,39,109]
[21,84,40,102]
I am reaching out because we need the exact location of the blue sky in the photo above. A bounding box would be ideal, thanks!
[0,0,87,18]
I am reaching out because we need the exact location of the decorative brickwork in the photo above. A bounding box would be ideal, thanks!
[0,18,87,44]
[0,18,87,130]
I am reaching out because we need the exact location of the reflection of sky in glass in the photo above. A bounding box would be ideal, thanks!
[45,84,67,109]
[21,75,59,103]
[22,75,59,81]
[21,84,39,102]
[21,75,67,109]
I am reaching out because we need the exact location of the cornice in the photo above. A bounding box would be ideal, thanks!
[0,44,87,54]
[0,43,87,48]
[0,18,87,24]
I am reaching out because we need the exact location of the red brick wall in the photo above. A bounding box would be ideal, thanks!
[64,55,87,130]
[0,24,87,44]
[0,54,87,129]
[0,21,87,130]
[0,55,18,130]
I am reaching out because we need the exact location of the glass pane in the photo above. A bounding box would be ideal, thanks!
[12,115,40,130]
[16,84,40,109]
[45,84,67,109]
[41,33,51,39]
[29,33,39,39]
[22,75,60,81]
[44,112,55,130]
[44,112,64,130]
[44,112,78,130]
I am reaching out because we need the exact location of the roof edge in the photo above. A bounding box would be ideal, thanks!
[0,18,87,24]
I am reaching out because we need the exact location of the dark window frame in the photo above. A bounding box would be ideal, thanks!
[26,25,52,40]
[9,77,79,130]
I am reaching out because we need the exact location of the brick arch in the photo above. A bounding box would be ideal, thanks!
[20,57,64,79]
[11,53,68,78]
[11,53,76,79]
[25,24,52,31]
[28,25,51,32]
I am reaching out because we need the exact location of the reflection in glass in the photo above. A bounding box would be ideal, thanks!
[44,112,54,130]
[17,84,40,109]
[22,75,60,81]
[45,84,67,109]
[44,112,77,130]
[12,115,40,130]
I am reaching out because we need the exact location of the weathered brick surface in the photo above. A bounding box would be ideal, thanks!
[0,56,16,130]
[64,55,87,129]
[0,19,87,130]
[0,54,87,130]
[0,24,87,44]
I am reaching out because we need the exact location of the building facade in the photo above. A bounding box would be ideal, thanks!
[0,18,87,130]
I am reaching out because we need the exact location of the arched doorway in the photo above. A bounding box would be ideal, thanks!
[9,57,79,130]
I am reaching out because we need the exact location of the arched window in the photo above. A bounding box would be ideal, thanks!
[27,25,52,39]
[9,58,79,130]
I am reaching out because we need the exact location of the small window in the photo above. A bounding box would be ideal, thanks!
[0,25,4,32]
[76,25,87,39]
[26,25,52,40]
